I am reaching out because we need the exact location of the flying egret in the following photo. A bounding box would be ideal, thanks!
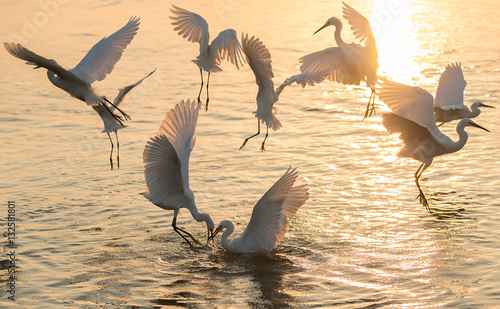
[209,166,309,253]
[4,16,140,125]
[93,68,156,169]
[170,4,245,110]
[143,100,214,247]
[379,78,490,211]
[239,33,293,151]
[297,2,378,120]
[433,62,494,126]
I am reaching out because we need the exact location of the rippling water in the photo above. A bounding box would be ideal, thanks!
[1,0,499,307]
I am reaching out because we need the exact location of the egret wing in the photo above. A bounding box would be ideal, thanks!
[210,29,245,69]
[241,33,275,99]
[300,47,363,86]
[434,62,467,110]
[342,2,376,47]
[143,134,184,205]
[378,78,438,132]
[112,67,157,109]
[157,100,200,190]
[276,184,309,246]
[70,17,140,84]
[4,42,86,83]
[170,5,209,53]
[238,166,299,251]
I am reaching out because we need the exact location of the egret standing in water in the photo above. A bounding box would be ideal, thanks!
[379,78,490,211]
[4,17,140,124]
[239,33,292,151]
[297,2,378,120]
[433,62,494,126]
[209,166,309,253]
[170,5,245,110]
[93,68,156,169]
[143,100,214,247]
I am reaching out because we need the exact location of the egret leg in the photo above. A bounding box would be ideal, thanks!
[172,215,201,246]
[205,72,211,111]
[115,131,120,169]
[107,132,114,170]
[101,102,124,126]
[240,119,261,150]
[414,163,431,212]
[260,127,269,152]
[104,97,131,120]
[362,87,376,121]
[197,68,204,104]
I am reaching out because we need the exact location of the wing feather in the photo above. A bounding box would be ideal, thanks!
[299,47,363,86]
[143,134,184,205]
[70,16,140,84]
[239,166,300,251]
[434,62,467,110]
[157,100,200,189]
[210,29,245,69]
[342,2,376,47]
[170,5,209,52]
[4,42,86,83]
[112,67,156,108]
[275,184,309,246]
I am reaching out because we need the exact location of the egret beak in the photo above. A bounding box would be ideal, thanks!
[207,229,213,243]
[481,103,495,109]
[314,22,329,35]
[208,226,222,242]
[471,122,490,133]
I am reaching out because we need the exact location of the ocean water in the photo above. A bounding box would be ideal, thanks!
[1,0,499,307]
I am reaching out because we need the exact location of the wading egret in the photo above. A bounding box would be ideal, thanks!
[297,2,378,119]
[93,68,156,169]
[143,100,214,247]
[209,166,309,253]
[379,78,490,211]
[170,4,245,110]
[239,33,292,151]
[4,17,140,124]
[434,62,494,126]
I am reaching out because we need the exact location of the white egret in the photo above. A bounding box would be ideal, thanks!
[239,33,292,151]
[4,17,140,124]
[434,62,494,126]
[209,166,309,253]
[170,4,245,110]
[93,68,156,169]
[379,78,490,211]
[297,2,378,120]
[143,100,214,246]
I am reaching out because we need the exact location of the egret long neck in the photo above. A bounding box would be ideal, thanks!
[220,223,235,252]
[333,23,345,47]
[451,121,470,153]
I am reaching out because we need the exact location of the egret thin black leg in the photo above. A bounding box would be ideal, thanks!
[205,72,211,111]
[115,131,120,169]
[240,120,261,150]
[101,102,124,126]
[260,127,269,152]
[414,163,431,212]
[107,132,114,170]
[197,68,204,104]
[104,97,131,120]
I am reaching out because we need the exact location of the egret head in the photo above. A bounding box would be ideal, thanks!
[472,101,495,109]
[314,17,342,34]
[463,119,490,133]
[198,213,214,243]
[208,220,233,242]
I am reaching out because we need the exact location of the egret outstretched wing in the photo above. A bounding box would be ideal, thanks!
[300,47,363,86]
[210,29,245,69]
[241,33,274,97]
[342,1,376,47]
[3,42,86,83]
[170,5,209,52]
[434,62,467,110]
[238,166,300,251]
[157,100,199,190]
[143,134,184,205]
[276,183,309,245]
[112,67,157,108]
[70,17,140,84]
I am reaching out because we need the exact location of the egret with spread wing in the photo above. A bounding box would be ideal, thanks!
[170,5,245,110]
[434,62,494,126]
[379,78,490,211]
[4,17,140,124]
[209,166,309,253]
[93,68,156,169]
[143,100,214,247]
[239,33,292,151]
[298,2,378,120]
